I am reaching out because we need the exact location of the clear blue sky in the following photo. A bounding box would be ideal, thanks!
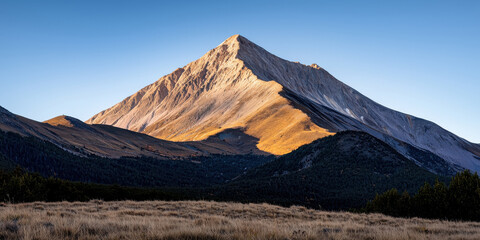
[1,0,479,143]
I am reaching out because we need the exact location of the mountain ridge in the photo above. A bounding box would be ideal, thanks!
[0,105,267,158]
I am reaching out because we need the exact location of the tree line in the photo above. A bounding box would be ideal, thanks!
[363,170,480,221]
[2,165,480,222]
[0,167,186,203]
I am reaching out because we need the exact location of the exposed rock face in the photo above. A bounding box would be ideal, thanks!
[87,35,480,171]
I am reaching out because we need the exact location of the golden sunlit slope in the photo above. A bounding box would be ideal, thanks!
[87,35,333,155]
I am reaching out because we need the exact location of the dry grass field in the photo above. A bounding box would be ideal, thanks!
[1,200,479,240]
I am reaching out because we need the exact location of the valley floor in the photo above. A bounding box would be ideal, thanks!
[1,200,479,240]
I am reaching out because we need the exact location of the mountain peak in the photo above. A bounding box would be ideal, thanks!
[221,34,248,44]
[217,34,260,54]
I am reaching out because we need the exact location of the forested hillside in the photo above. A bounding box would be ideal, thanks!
[0,129,450,212]
[209,132,448,209]
[0,130,272,188]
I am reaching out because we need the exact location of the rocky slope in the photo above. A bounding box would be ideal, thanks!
[87,35,480,172]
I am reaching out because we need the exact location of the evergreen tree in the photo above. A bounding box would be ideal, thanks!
[447,171,480,220]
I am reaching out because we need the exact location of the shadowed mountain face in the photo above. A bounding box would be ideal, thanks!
[87,35,480,172]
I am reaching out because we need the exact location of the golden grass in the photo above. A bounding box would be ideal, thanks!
[1,200,479,240]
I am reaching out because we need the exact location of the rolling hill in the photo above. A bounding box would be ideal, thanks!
[0,105,265,158]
